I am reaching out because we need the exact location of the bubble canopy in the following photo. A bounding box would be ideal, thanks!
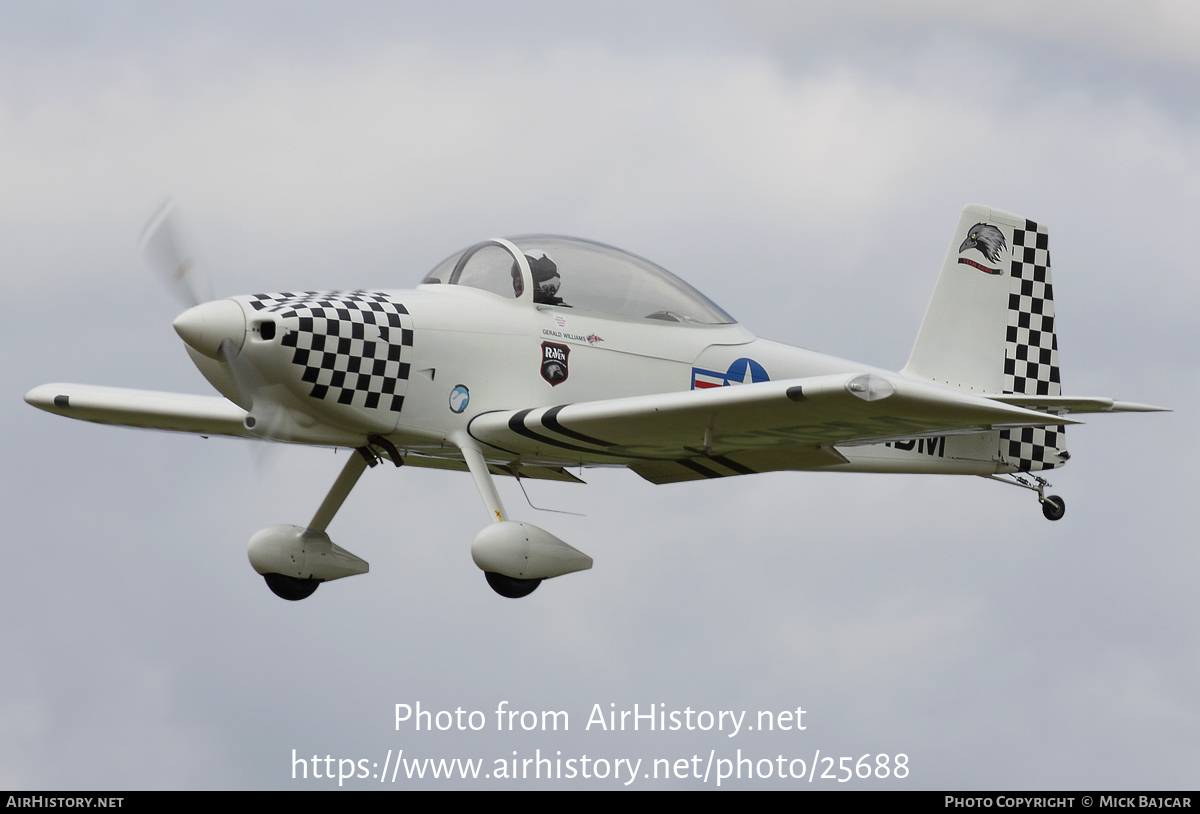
[421,235,736,325]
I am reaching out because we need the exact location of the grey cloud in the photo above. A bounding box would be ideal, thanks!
[2,1,1196,789]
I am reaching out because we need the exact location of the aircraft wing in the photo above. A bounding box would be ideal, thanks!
[468,372,1085,472]
[23,383,584,483]
[25,383,252,438]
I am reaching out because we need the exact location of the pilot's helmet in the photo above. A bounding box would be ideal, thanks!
[511,252,561,302]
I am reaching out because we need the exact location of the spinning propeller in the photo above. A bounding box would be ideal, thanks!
[138,198,213,309]
[139,200,295,450]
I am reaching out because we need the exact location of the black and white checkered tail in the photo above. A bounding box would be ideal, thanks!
[1000,220,1067,472]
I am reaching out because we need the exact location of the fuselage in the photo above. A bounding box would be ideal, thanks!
[181,282,999,476]
[169,232,1021,478]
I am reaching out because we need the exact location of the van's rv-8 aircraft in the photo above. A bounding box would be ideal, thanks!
[25,204,1165,600]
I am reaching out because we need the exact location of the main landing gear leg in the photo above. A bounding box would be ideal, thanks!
[448,432,592,598]
[449,431,542,598]
[450,431,509,526]
[987,473,1066,522]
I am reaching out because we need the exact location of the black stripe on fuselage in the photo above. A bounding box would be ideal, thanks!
[541,405,613,447]
[506,409,625,459]
[466,411,523,456]
[709,455,755,475]
[492,412,758,474]
[674,455,756,479]
[676,458,723,479]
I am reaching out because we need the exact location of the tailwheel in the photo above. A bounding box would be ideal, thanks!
[485,571,542,599]
[1041,495,1066,521]
[987,473,1068,522]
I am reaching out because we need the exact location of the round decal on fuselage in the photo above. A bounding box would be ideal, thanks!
[449,385,470,413]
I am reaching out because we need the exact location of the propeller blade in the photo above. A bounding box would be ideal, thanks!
[217,338,291,472]
[219,339,296,445]
[139,198,214,307]
[142,206,274,470]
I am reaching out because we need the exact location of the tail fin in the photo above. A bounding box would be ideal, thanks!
[902,204,1066,471]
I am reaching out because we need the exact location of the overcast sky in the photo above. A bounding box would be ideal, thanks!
[2,1,1197,789]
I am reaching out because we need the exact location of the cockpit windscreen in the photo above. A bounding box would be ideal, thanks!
[422,236,735,325]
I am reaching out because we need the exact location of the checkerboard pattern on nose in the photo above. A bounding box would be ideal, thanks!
[1000,220,1065,471]
[249,291,413,413]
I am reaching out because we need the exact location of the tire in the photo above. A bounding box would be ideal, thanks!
[263,573,321,600]
[485,572,542,598]
[1041,495,1066,521]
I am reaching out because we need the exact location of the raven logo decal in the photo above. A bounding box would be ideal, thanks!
[541,341,570,386]
[957,222,1007,276]
[960,223,1007,262]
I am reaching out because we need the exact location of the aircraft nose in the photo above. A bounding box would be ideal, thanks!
[173,299,247,360]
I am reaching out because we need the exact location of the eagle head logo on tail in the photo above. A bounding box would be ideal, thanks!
[959,223,1007,264]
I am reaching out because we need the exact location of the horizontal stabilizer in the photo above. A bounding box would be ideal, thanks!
[25,383,251,438]
[988,395,1169,414]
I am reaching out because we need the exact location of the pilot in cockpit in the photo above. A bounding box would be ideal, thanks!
[512,252,567,306]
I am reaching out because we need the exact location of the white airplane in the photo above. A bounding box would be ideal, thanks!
[26,204,1165,600]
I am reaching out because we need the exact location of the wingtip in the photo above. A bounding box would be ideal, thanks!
[24,383,62,409]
